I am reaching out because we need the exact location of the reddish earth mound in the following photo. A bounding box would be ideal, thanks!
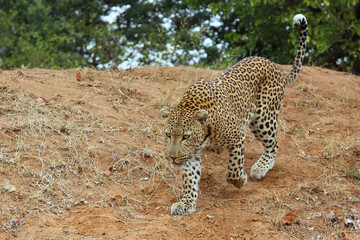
[0,65,359,239]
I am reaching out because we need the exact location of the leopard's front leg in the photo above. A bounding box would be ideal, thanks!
[226,137,248,189]
[171,153,201,215]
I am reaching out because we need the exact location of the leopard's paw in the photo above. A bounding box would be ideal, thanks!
[171,201,196,215]
[250,162,270,180]
[227,172,247,189]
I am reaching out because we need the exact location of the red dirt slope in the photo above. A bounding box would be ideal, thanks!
[0,64,359,239]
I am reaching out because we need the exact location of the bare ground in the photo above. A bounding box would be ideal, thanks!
[0,64,359,239]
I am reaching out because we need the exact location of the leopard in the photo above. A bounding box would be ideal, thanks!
[161,14,308,215]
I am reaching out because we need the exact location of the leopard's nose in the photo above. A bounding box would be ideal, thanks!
[165,150,178,159]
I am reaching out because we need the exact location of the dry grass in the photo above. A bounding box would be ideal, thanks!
[0,81,180,237]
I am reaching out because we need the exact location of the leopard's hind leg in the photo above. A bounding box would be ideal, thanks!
[249,110,279,179]
[249,79,284,179]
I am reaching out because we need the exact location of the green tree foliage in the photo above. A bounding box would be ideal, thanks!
[0,0,119,69]
[114,0,360,73]
[113,0,211,66]
[1,0,360,74]
[0,0,209,69]
[182,0,360,73]
[302,0,360,74]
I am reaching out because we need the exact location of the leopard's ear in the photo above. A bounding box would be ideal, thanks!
[194,109,208,121]
[161,106,171,118]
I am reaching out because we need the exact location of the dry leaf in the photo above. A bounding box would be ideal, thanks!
[76,71,81,81]
[282,209,298,225]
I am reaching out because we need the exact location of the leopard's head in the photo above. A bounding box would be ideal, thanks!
[161,106,209,164]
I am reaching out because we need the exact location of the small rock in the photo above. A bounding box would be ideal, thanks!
[3,182,16,192]
[309,234,321,240]
[35,97,46,103]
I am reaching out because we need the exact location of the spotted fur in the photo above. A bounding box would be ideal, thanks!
[162,14,308,215]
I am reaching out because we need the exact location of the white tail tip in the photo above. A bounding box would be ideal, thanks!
[293,14,307,26]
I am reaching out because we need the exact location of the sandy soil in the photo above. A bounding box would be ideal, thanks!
[0,64,359,240]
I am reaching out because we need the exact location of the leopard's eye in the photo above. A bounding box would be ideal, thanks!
[182,134,190,140]
[165,132,171,138]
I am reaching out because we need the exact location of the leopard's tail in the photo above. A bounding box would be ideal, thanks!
[286,14,308,85]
